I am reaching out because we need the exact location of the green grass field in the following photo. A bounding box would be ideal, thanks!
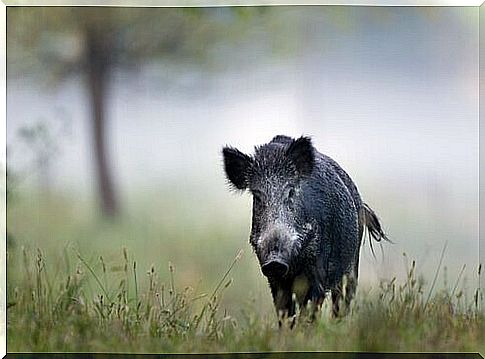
[6,191,485,353]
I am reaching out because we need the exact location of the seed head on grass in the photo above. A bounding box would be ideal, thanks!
[169,261,175,296]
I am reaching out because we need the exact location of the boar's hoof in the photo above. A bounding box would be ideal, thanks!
[261,260,289,278]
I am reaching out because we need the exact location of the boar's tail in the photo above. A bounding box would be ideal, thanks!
[360,203,390,255]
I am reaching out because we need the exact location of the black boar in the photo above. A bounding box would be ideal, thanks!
[222,135,388,321]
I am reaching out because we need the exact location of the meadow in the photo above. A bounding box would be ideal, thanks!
[6,190,484,353]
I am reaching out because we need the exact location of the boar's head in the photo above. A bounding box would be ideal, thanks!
[222,135,317,279]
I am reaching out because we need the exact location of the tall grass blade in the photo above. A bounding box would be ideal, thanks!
[75,250,111,302]
[424,241,447,309]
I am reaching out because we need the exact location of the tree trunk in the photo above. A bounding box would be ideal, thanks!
[85,28,119,217]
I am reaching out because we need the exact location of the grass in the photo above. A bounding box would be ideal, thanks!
[6,191,485,353]
[8,246,243,352]
[7,245,484,353]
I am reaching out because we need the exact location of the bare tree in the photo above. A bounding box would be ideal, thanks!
[83,23,118,216]
[8,7,261,217]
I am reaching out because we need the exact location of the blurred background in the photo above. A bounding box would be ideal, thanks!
[6,6,479,316]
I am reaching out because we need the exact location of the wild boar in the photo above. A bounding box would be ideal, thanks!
[222,135,388,321]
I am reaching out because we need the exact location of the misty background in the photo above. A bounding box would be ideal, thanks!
[6,6,479,314]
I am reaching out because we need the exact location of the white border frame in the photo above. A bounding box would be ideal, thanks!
[0,2,481,357]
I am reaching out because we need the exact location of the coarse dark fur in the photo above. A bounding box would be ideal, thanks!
[222,135,388,322]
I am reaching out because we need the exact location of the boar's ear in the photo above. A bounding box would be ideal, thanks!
[286,136,315,176]
[222,147,252,190]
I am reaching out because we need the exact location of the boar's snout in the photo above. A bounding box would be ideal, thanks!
[261,259,289,278]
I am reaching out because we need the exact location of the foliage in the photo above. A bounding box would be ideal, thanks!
[7,7,269,80]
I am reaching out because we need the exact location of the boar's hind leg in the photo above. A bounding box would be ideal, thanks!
[331,285,343,317]
[331,269,357,317]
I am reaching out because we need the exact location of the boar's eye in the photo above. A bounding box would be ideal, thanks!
[284,187,296,207]
[284,187,296,200]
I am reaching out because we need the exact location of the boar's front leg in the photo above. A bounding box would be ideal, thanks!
[269,279,295,326]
